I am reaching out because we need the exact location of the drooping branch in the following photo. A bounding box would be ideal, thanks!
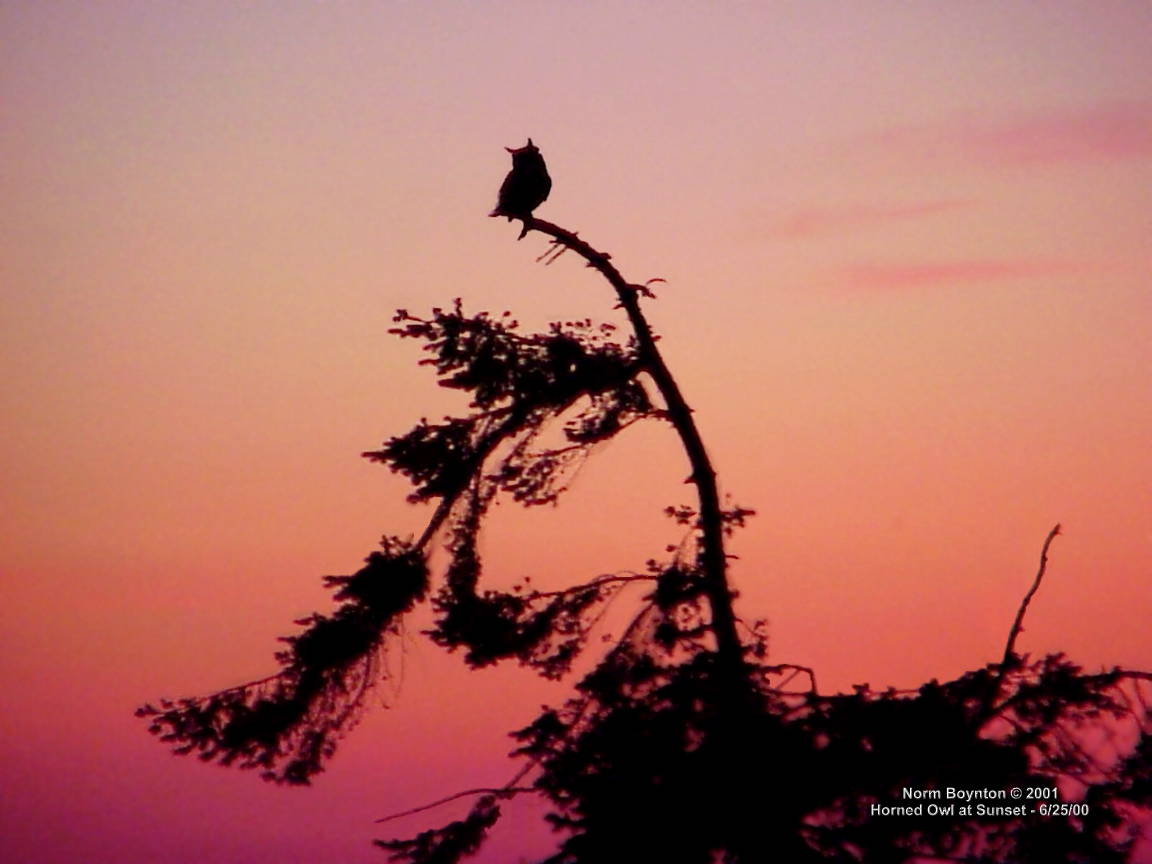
[136,538,430,784]
[515,215,744,671]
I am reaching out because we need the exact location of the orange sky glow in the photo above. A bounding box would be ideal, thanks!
[2,2,1151,861]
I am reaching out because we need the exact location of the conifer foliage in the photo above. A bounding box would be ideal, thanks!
[141,201,1152,862]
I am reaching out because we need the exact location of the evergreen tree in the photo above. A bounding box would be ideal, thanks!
[141,190,1152,863]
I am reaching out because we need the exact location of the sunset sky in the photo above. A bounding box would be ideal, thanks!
[3,2,1151,861]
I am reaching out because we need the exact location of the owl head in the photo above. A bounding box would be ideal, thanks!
[505,138,539,155]
[505,138,545,169]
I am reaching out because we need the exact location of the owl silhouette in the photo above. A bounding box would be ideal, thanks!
[489,139,551,220]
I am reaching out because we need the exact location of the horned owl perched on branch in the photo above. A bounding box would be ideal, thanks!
[489,139,551,221]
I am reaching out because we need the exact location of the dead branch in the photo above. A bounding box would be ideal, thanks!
[981,523,1062,720]
[1001,523,1062,668]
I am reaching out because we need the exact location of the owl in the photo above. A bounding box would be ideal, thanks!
[489,139,551,220]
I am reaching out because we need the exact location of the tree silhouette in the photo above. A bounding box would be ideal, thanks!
[140,157,1152,862]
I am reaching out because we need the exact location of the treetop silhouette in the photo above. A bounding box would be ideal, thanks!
[140,142,1152,863]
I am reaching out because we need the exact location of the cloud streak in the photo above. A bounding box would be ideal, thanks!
[843,258,1084,290]
[770,199,970,238]
[860,103,1152,170]
[968,103,1152,167]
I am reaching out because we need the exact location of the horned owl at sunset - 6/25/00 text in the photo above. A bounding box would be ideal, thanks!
[489,138,551,220]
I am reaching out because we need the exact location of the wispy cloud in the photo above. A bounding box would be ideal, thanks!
[859,103,1152,170]
[770,199,970,238]
[843,259,1084,290]
[968,103,1152,167]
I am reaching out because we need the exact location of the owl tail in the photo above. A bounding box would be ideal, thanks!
[488,208,514,220]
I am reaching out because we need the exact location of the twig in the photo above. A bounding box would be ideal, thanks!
[760,663,819,694]
[375,783,539,825]
[524,571,656,600]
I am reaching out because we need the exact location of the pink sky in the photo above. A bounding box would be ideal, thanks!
[3,2,1151,861]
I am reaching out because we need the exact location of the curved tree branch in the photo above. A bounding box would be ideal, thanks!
[512,215,744,671]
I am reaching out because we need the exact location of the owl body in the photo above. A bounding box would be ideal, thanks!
[490,139,551,220]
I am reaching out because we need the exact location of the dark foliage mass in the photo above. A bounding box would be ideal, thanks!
[366,302,650,509]
[365,302,653,680]
[139,300,654,782]
[137,539,427,784]
[515,647,1152,864]
[141,213,1152,862]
